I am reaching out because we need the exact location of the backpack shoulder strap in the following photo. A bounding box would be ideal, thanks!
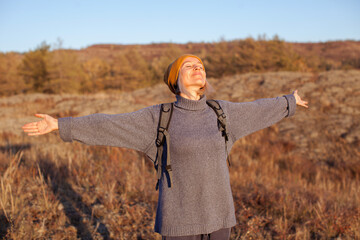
[206,100,231,166]
[154,103,174,190]
[156,103,173,147]
[206,100,228,139]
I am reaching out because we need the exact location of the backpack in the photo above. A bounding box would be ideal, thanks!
[154,100,231,190]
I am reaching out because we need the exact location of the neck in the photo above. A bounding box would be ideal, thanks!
[179,86,202,100]
[180,92,201,100]
[175,94,207,110]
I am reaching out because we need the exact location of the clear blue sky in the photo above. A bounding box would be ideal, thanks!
[1,0,359,53]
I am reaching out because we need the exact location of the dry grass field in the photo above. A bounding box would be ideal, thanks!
[0,70,359,239]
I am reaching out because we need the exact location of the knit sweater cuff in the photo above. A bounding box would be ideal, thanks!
[58,117,73,142]
[283,94,296,117]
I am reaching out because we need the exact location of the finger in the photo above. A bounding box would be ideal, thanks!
[23,128,39,133]
[301,102,309,108]
[22,122,39,128]
[21,126,38,130]
[35,114,46,118]
[301,100,309,105]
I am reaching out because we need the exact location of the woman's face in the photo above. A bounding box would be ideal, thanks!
[178,57,206,92]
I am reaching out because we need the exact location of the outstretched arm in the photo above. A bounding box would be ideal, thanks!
[22,106,159,157]
[224,90,308,142]
[22,114,58,136]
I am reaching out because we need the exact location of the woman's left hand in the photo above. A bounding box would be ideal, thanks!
[293,90,308,108]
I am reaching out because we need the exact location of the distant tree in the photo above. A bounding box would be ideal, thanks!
[231,38,260,72]
[81,58,109,92]
[106,54,129,91]
[204,37,308,77]
[263,37,307,71]
[107,47,154,92]
[204,40,233,77]
[0,52,26,96]
[204,39,260,77]
[124,48,153,89]
[47,49,83,93]
[18,42,51,92]
[341,57,360,70]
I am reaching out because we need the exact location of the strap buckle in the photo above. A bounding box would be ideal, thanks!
[165,165,172,171]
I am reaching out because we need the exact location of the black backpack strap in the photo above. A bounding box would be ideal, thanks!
[206,100,231,166]
[154,103,174,190]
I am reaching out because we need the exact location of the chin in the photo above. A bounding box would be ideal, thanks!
[194,78,205,85]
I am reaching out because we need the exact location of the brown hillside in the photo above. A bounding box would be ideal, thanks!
[2,40,360,96]
[290,41,360,69]
[80,40,360,68]
[291,41,360,61]
[3,40,360,66]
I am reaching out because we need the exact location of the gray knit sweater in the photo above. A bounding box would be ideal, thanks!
[58,94,296,236]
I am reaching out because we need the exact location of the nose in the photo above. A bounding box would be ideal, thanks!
[194,64,201,70]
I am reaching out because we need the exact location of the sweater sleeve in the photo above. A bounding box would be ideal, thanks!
[223,94,296,142]
[58,105,159,154]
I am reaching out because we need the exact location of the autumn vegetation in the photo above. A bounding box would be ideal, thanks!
[0,38,359,239]
[1,37,360,96]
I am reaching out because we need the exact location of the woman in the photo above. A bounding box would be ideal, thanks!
[22,54,308,240]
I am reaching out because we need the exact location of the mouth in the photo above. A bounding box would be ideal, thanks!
[193,72,202,76]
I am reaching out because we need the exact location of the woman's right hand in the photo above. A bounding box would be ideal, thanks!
[22,114,58,136]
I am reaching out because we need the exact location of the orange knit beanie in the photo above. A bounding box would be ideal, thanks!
[163,54,205,94]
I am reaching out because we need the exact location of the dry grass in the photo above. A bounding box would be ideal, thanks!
[0,70,359,239]
[0,136,159,239]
